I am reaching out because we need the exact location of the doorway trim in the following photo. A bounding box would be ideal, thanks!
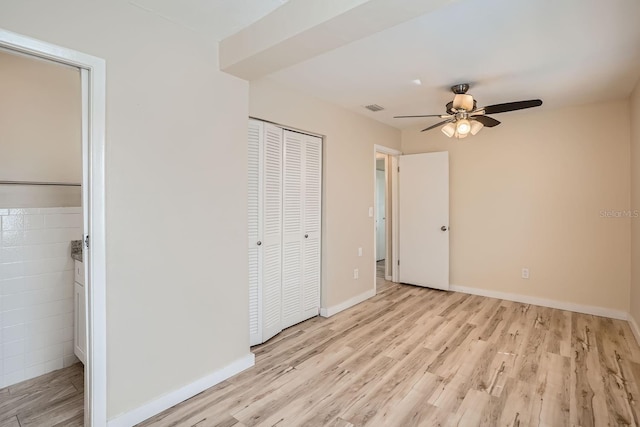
[0,29,107,426]
[373,145,401,292]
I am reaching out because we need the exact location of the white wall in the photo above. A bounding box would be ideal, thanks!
[249,78,401,308]
[0,49,81,208]
[402,100,631,312]
[0,1,249,420]
[630,83,640,324]
[0,207,81,388]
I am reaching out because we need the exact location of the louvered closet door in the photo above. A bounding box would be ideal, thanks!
[261,123,284,343]
[247,120,263,346]
[281,130,304,329]
[302,135,322,317]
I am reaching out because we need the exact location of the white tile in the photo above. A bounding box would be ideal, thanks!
[2,324,26,343]
[43,343,63,362]
[1,231,24,247]
[61,327,73,342]
[63,354,78,368]
[3,369,26,386]
[2,215,24,231]
[24,363,45,380]
[62,340,74,357]
[24,228,81,245]
[41,243,71,260]
[40,207,81,215]
[24,348,45,367]
[44,358,62,372]
[22,257,73,277]
[1,262,24,280]
[1,277,24,295]
[8,209,28,215]
[4,354,24,373]
[2,310,26,329]
[1,293,25,311]
[44,213,82,229]
[1,246,24,263]
[24,215,44,230]
[2,340,25,358]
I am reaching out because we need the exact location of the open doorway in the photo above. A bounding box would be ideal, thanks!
[375,153,387,278]
[373,145,401,292]
[0,45,87,425]
[0,29,107,426]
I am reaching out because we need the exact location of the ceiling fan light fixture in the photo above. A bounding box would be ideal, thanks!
[455,131,468,139]
[453,94,474,111]
[470,120,484,135]
[441,122,456,138]
[456,119,471,135]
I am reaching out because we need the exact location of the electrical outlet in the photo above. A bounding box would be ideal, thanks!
[522,268,529,279]
[354,268,359,279]
[358,247,363,257]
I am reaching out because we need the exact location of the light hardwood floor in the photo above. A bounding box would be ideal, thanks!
[3,282,640,426]
[0,362,83,427]
[140,282,640,427]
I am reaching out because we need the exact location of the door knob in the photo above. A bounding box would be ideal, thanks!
[257,241,262,246]
[304,234,309,238]
[441,226,448,232]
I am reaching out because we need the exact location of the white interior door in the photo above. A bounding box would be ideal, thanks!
[261,123,284,342]
[376,169,386,261]
[247,120,263,346]
[281,130,304,329]
[398,151,449,290]
[301,134,321,318]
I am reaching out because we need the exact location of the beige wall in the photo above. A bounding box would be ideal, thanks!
[0,1,249,419]
[402,100,631,312]
[0,49,81,207]
[249,78,401,307]
[630,84,640,322]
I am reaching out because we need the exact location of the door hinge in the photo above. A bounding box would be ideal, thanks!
[398,166,400,172]
[84,235,90,249]
[397,260,400,266]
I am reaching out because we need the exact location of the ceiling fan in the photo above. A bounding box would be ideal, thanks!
[395,84,543,138]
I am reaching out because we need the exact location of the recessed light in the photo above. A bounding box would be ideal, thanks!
[412,79,422,85]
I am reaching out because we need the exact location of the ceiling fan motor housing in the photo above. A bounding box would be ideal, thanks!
[451,83,470,94]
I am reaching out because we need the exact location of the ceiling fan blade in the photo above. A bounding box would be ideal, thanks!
[421,119,454,132]
[481,99,542,115]
[472,115,501,128]
[394,114,445,118]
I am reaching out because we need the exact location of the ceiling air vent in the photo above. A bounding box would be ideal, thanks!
[364,104,384,112]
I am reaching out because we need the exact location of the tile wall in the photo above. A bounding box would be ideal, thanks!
[0,207,82,388]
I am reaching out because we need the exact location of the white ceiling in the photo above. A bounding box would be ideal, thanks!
[266,0,640,129]
[129,0,289,41]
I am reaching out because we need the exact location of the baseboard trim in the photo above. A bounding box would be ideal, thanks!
[450,284,628,320]
[107,353,255,427]
[320,288,376,318]
[628,314,640,346]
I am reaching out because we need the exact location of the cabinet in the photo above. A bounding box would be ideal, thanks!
[248,120,322,345]
[74,260,86,364]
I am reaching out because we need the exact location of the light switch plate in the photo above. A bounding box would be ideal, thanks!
[368,207,374,217]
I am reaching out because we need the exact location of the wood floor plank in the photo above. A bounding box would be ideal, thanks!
[0,416,20,427]
[6,281,640,427]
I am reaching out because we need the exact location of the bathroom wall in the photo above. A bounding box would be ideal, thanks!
[0,207,82,387]
[0,49,81,208]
